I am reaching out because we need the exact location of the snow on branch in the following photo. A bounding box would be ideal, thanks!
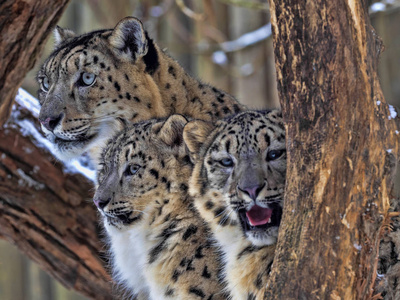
[369,0,400,13]
[212,23,271,66]
[13,89,96,182]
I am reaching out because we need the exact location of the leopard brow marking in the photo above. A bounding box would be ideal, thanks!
[63,48,84,71]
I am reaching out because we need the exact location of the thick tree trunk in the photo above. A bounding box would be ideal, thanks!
[0,0,70,126]
[0,102,112,299]
[266,0,399,299]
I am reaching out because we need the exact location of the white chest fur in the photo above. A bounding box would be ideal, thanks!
[105,222,150,298]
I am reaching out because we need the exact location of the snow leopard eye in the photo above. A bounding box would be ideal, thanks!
[266,149,285,161]
[219,157,234,167]
[81,72,96,86]
[124,164,141,176]
[41,76,49,92]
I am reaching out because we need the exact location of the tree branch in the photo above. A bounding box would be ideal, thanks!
[0,101,113,299]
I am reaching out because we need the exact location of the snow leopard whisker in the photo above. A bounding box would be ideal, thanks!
[219,208,234,226]
[214,207,229,219]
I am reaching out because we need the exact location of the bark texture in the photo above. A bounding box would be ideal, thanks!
[0,0,70,126]
[0,105,113,299]
[266,0,399,299]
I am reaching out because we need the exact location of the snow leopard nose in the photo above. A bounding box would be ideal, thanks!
[39,113,64,132]
[93,197,111,210]
[237,183,265,201]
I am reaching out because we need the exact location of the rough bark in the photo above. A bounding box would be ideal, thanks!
[0,0,70,126]
[0,104,112,299]
[266,0,399,299]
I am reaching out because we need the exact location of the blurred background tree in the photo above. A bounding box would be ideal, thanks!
[0,0,399,299]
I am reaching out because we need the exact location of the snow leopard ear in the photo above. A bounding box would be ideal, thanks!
[53,26,76,47]
[183,120,216,161]
[109,17,148,62]
[153,115,188,148]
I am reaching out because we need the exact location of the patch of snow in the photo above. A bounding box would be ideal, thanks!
[16,168,45,190]
[15,88,40,118]
[14,89,96,183]
[64,160,96,182]
[396,130,399,135]
[370,2,386,12]
[33,165,40,174]
[23,146,34,154]
[17,119,56,152]
[388,104,397,120]
[353,243,362,251]
[387,149,393,153]
[220,23,272,53]
[212,23,272,66]
[212,51,228,65]
[376,100,381,106]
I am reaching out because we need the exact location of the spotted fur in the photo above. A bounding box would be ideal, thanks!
[36,17,245,162]
[183,110,286,299]
[94,115,227,299]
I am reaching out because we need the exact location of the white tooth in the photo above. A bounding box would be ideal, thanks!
[268,218,271,223]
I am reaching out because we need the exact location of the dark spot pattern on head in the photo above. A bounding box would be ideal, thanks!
[114,81,121,91]
[168,66,176,78]
[180,183,188,192]
[149,169,159,179]
[172,269,182,282]
[214,207,224,218]
[233,104,241,114]
[222,106,231,114]
[205,201,214,210]
[189,288,205,298]
[264,133,270,145]
[202,266,211,278]
[165,287,175,297]
[182,225,198,241]
[195,245,205,259]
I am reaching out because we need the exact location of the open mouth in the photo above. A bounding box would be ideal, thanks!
[238,204,282,232]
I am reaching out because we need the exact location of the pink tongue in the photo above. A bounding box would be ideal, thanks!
[246,205,272,226]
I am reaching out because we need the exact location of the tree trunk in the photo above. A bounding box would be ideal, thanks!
[0,0,70,126]
[0,103,112,299]
[266,0,399,299]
